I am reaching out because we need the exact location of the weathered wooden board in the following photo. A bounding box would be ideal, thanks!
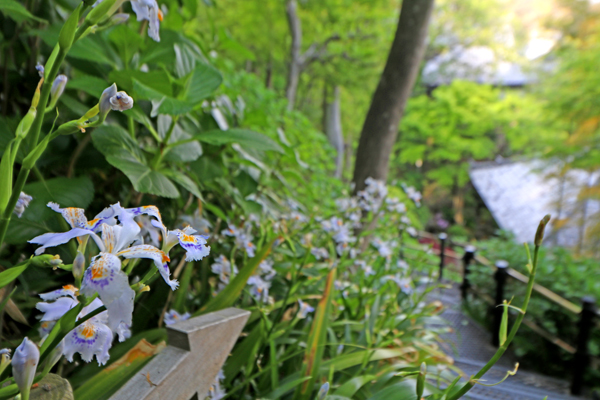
[109,307,249,400]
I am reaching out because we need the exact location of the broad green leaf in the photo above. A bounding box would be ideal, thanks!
[191,129,283,153]
[0,0,47,23]
[184,63,223,104]
[67,75,110,97]
[133,80,193,117]
[69,36,116,66]
[163,170,202,198]
[0,261,29,289]
[92,125,180,198]
[195,239,275,316]
[111,70,172,97]
[334,375,377,397]
[202,202,228,221]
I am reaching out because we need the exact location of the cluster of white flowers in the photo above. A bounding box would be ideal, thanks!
[247,259,276,303]
[357,177,388,212]
[321,216,357,257]
[222,223,256,257]
[211,255,238,293]
[30,202,210,365]
[402,184,422,207]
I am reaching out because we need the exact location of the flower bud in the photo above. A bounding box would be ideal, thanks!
[534,214,551,246]
[73,251,85,280]
[0,349,11,375]
[12,337,39,399]
[35,63,44,78]
[108,13,130,25]
[316,382,329,400]
[49,75,68,107]
[98,83,117,121]
[109,91,134,112]
[13,192,33,218]
[49,255,63,268]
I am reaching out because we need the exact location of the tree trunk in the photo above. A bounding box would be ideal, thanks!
[285,0,302,111]
[325,86,344,178]
[352,0,435,191]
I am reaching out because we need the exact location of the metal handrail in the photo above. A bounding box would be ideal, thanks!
[416,231,583,315]
[412,230,597,395]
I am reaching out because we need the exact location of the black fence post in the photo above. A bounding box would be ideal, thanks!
[571,296,596,395]
[492,260,509,347]
[460,245,476,300]
[438,233,447,281]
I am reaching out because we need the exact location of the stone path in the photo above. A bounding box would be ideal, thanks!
[427,283,589,400]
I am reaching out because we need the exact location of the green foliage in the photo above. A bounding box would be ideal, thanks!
[396,80,558,190]
[466,234,600,384]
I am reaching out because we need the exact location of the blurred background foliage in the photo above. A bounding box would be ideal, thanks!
[2,0,600,397]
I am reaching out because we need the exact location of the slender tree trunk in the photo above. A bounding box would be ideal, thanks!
[325,86,344,178]
[285,0,302,111]
[352,0,435,191]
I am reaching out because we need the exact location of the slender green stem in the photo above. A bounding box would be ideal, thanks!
[151,116,178,169]
[447,245,540,400]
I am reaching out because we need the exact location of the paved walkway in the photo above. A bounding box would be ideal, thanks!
[427,283,588,400]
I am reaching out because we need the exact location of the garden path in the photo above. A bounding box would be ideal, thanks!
[428,283,589,400]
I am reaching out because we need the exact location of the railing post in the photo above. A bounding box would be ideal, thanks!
[460,245,476,300]
[492,260,508,347]
[438,233,447,281]
[570,296,596,395]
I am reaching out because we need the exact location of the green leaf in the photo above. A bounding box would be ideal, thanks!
[366,381,417,400]
[294,268,337,400]
[334,375,377,397]
[163,170,202,198]
[202,202,228,221]
[191,129,283,153]
[0,0,47,23]
[263,377,312,400]
[0,261,29,289]
[67,75,109,97]
[0,141,14,215]
[133,80,193,117]
[91,125,180,198]
[68,35,116,66]
[184,63,223,104]
[58,3,82,51]
[195,240,275,316]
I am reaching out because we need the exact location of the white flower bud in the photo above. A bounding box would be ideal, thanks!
[13,192,33,218]
[12,337,39,399]
[35,63,44,78]
[73,251,85,280]
[109,91,134,112]
[50,75,68,104]
[109,13,130,25]
[99,83,117,119]
[0,349,11,375]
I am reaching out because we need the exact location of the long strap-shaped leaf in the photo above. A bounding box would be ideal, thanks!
[194,239,275,316]
[294,267,337,400]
